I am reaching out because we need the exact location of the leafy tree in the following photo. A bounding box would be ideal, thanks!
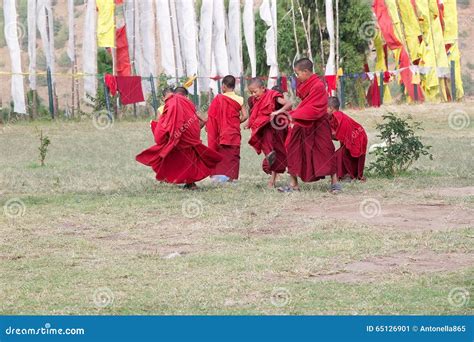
[246,0,372,77]
[369,113,433,177]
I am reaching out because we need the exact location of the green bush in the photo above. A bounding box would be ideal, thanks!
[58,51,72,68]
[369,113,433,177]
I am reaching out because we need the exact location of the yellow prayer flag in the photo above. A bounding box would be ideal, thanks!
[396,0,422,62]
[97,0,115,48]
[374,31,387,72]
[443,0,459,44]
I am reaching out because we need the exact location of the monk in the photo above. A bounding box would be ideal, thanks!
[174,86,207,128]
[247,78,292,188]
[136,92,222,190]
[281,58,341,193]
[328,97,368,181]
[206,75,248,182]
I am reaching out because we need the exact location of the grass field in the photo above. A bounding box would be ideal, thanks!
[0,102,473,315]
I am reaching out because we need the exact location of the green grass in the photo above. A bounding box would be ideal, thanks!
[0,103,473,315]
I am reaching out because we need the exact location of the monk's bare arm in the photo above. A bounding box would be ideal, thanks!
[195,112,207,128]
[240,106,249,124]
[272,97,293,116]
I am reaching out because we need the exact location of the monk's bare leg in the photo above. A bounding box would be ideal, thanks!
[330,174,342,194]
[268,172,278,188]
[290,175,300,190]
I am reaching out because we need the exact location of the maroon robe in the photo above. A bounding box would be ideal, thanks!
[136,94,222,184]
[206,94,243,180]
[286,74,336,182]
[248,89,288,174]
[330,111,368,180]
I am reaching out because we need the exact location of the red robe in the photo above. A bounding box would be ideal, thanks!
[286,74,336,182]
[136,94,222,184]
[206,94,243,180]
[366,76,381,108]
[248,89,288,174]
[330,111,368,180]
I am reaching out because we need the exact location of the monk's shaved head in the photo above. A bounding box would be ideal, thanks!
[222,75,236,89]
[248,77,265,88]
[294,58,313,72]
[247,77,266,99]
[174,86,189,96]
[328,96,340,110]
[162,87,173,98]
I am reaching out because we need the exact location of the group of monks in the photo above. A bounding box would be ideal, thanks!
[136,58,368,193]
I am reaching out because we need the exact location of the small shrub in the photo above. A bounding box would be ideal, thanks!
[38,130,51,167]
[369,112,433,177]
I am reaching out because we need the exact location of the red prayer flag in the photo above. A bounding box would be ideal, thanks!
[116,26,131,76]
[104,74,117,96]
[116,76,145,105]
[325,75,337,95]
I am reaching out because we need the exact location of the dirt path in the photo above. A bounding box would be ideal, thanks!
[295,187,473,232]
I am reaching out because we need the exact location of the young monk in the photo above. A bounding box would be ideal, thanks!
[328,97,368,181]
[174,86,207,128]
[136,91,222,190]
[247,78,292,188]
[206,75,248,182]
[155,88,173,119]
[281,58,341,193]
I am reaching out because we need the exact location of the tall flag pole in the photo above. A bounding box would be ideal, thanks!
[259,0,279,88]
[27,0,38,117]
[83,0,98,101]
[198,0,214,92]
[67,0,76,118]
[243,0,256,77]
[3,0,26,114]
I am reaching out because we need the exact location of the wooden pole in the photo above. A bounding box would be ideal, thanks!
[132,0,137,118]
[168,0,180,84]
[47,67,54,119]
[44,6,56,118]
[450,60,456,101]
[71,68,75,119]
[150,74,159,112]
[296,0,312,62]
[290,0,300,58]
[32,90,37,120]
[69,0,75,119]
[379,72,384,105]
[315,0,325,66]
